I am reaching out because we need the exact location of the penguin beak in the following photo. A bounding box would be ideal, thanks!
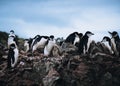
[108,31,112,35]
[91,33,94,35]
[108,31,112,34]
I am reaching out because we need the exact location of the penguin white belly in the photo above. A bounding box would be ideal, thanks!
[8,37,16,47]
[24,41,29,52]
[44,41,55,56]
[104,42,113,54]
[74,37,80,45]
[87,38,92,53]
[11,48,19,68]
[31,39,36,48]
[111,38,117,51]
[83,46,86,54]
[38,38,48,48]
[32,38,47,52]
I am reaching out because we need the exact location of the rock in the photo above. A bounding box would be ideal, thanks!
[43,68,60,86]
[0,37,120,86]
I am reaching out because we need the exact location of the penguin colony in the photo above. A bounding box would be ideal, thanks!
[6,30,120,68]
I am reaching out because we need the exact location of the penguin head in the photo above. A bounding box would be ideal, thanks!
[101,36,110,42]
[78,33,83,38]
[74,32,79,34]
[50,35,54,41]
[9,30,15,37]
[74,32,79,37]
[10,30,14,34]
[108,31,118,38]
[85,31,94,37]
[34,35,40,39]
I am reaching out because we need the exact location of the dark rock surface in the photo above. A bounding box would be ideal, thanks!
[0,31,120,86]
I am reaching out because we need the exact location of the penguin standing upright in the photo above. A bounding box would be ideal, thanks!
[7,43,19,68]
[78,31,94,55]
[101,36,114,54]
[108,31,120,56]
[24,38,33,52]
[44,35,56,56]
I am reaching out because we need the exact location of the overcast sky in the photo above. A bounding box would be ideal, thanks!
[0,0,120,41]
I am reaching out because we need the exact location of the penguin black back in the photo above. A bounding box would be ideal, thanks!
[65,32,78,44]
[7,44,15,68]
[78,31,94,55]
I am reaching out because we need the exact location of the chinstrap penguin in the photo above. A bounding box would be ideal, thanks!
[78,31,94,55]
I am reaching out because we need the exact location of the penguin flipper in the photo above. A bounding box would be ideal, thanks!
[11,52,15,64]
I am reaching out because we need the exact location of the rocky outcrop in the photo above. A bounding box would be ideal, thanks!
[0,41,120,86]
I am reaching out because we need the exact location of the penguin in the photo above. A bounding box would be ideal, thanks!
[108,31,120,56]
[32,35,49,52]
[9,30,15,37]
[44,35,56,56]
[31,35,40,48]
[7,43,19,68]
[8,30,18,49]
[78,31,94,55]
[101,36,114,54]
[56,37,64,46]
[65,32,83,45]
[24,38,33,52]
